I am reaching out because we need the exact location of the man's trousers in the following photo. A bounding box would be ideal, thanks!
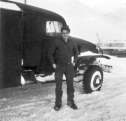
[55,63,75,105]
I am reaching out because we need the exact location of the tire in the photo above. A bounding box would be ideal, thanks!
[82,65,103,93]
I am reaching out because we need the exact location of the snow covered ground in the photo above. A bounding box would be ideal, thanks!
[0,56,126,121]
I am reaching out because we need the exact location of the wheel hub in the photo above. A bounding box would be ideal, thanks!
[91,71,102,90]
[95,76,101,84]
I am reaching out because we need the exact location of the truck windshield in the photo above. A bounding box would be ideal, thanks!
[46,21,63,36]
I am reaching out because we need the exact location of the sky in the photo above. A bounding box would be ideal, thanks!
[78,0,124,7]
[5,0,126,16]
[78,0,114,7]
[78,0,126,13]
[9,0,126,12]
[7,0,126,15]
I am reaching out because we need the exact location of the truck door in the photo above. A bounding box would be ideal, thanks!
[22,13,46,73]
[40,20,63,74]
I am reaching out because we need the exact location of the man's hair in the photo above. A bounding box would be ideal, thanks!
[61,25,70,33]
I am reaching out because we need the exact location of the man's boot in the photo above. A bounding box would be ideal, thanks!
[67,101,77,110]
[54,102,62,111]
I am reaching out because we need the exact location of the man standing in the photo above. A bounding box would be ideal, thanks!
[48,25,79,111]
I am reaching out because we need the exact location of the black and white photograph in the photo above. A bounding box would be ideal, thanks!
[0,0,126,120]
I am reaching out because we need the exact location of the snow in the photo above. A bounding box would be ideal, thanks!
[0,56,126,121]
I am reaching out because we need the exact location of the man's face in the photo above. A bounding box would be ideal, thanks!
[61,30,70,40]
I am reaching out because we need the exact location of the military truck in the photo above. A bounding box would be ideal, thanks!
[0,0,111,93]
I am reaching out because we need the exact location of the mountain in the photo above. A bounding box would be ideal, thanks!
[91,0,126,14]
[105,4,126,27]
[26,0,126,43]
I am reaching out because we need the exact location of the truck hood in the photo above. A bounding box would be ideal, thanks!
[71,36,98,53]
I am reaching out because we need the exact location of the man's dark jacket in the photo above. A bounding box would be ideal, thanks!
[48,37,79,65]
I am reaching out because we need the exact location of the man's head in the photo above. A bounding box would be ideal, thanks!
[61,25,70,41]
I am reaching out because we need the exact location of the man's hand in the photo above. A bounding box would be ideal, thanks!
[52,64,56,69]
[73,63,75,66]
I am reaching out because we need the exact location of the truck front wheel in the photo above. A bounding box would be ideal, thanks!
[83,65,103,93]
